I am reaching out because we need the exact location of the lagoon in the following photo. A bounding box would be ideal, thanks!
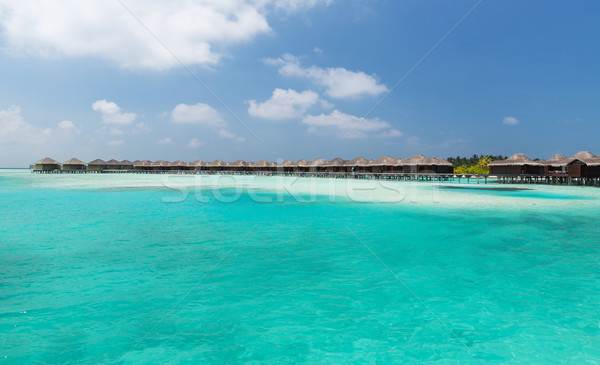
[1,169,599,363]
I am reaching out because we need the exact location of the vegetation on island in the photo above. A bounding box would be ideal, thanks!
[447,154,508,174]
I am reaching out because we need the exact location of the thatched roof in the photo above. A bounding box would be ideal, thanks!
[324,157,346,167]
[63,158,85,165]
[133,160,151,167]
[570,151,600,165]
[432,158,453,167]
[170,160,187,167]
[106,159,121,166]
[88,159,107,165]
[278,160,294,167]
[151,160,170,167]
[252,160,269,168]
[543,154,572,167]
[488,153,543,166]
[190,160,205,167]
[294,159,309,167]
[120,160,134,166]
[230,160,247,167]
[36,157,60,165]
[266,162,277,168]
[206,160,224,167]
[369,156,399,166]
[308,158,326,167]
[345,157,369,166]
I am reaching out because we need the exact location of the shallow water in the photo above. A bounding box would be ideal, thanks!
[1,170,599,363]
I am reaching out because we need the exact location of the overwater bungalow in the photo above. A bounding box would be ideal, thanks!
[33,157,61,171]
[88,159,108,172]
[488,153,545,175]
[190,160,205,171]
[400,154,453,174]
[106,159,123,170]
[62,158,86,172]
[323,158,346,173]
[133,160,151,171]
[309,158,326,172]
[251,160,269,172]
[293,159,310,173]
[279,160,294,173]
[344,157,369,173]
[368,156,401,173]
[121,160,134,170]
[229,160,248,172]
[569,151,600,177]
[543,154,571,175]
[206,160,224,172]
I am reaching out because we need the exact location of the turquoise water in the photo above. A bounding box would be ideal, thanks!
[1,170,600,363]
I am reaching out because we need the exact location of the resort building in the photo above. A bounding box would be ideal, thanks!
[87,159,108,172]
[488,153,545,175]
[32,157,61,172]
[62,158,86,172]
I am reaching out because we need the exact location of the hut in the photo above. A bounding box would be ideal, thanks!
[278,160,294,173]
[543,154,571,175]
[293,159,310,173]
[229,160,248,172]
[170,160,191,171]
[106,159,123,170]
[33,157,60,172]
[133,160,151,171]
[344,157,369,173]
[62,158,86,172]
[87,159,107,172]
[400,155,453,174]
[368,156,401,173]
[190,160,205,171]
[120,160,134,170]
[206,160,225,172]
[323,158,346,173]
[308,158,326,172]
[569,151,600,177]
[251,160,269,172]
[488,153,545,175]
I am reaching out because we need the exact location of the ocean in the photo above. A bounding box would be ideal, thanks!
[1,169,599,363]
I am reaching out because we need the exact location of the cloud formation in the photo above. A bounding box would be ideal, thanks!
[0,1,331,70]
[503,116,519,125]
[171,103,223,126]
[157,137,173,145]
[248,88,319,119]
[188,138,204,149]
[302,110,398,138]
[267,54,388,99]
[92,100,136,125]
[218,129,246,142]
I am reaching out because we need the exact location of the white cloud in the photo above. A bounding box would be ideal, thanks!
[92,100,136,125]
[381,129,403,137]
[157,137,173,144]
[218,129,246,142]
[0,1,330,70]
[248,88,319,119]
[0,105,40,143]
[266,54,388,99]
[171,103,223,126]
[302,110,397,138]
[188,138,204,149]
[57,120,81,134]
[503,116,519,125]
[107,140,125,146]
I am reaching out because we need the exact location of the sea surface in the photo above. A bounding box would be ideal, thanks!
[1,169,599,364]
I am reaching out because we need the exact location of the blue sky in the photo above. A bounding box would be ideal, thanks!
[0,0,598,167]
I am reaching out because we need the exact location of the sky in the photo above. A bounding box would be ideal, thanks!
[0,0,599,167]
